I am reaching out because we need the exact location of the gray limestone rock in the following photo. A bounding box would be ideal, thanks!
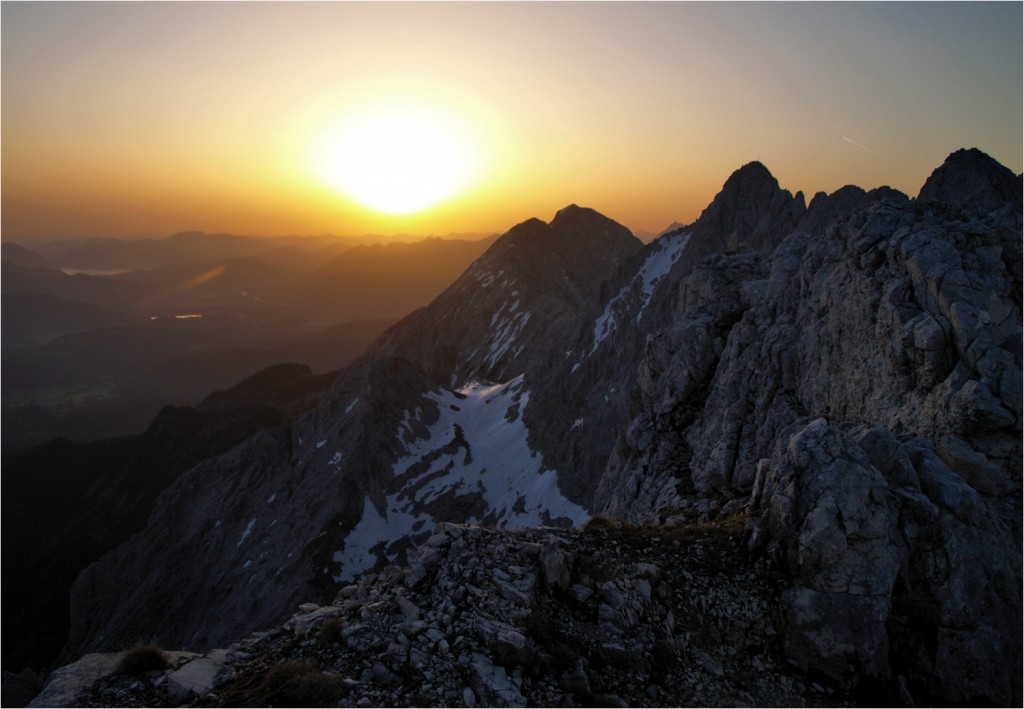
[752,419,902,678]
[473,618,535,667]
[27,654,120,709]
[538,539,574,592]
[166,650,228,702]
[469,653,527,707]
[751,417,1021,703]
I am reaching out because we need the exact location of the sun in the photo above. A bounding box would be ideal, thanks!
[312,102,482,216]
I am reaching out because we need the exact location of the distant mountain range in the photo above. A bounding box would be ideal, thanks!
[25,230,496,272]
[0,243,59,271]
[1,233,495,449]
[267,235,500,316]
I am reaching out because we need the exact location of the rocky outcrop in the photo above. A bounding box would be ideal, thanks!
[687,160,806,255]
[602,171,1021,515]
[749,418,1021,705]
[594,149,1022,704]
[50,521,858,708]
[917,147,1022,218]
[367,204,643,388]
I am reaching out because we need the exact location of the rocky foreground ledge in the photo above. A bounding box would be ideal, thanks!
[31,519,867,708]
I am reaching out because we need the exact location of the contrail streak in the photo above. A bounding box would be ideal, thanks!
[841,136,883,158]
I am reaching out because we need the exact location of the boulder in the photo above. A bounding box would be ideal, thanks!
[166,650,228,702]
[752,419,901,679]
[27,654,120,709]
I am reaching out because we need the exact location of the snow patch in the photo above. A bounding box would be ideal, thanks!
[331,496,433,582]
[329,376,590,582]
[571,418,584,430]
[590,285,628,355]
[477,268,502,288]
[486,305,532,369]
[328,451,343,467]
[236,519,256,548]
[344,398,359,414]
[391,376,588,529]
[589,231,691,356]
[266,493,277,504]
[636,231,690,320]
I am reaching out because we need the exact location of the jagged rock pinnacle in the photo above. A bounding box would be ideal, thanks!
[917,147,1022,216]
[689,160,806,255]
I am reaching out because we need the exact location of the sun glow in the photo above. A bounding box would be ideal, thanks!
[312,102,484,215]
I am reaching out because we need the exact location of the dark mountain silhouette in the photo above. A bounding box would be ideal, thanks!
[35,230,496,273]
[1,243,58,270]
[35,232,344,272]
[1,262,155,311]
[196,363,326,415]
[917,146,1022,215]
[269,235,499,317]
[1,361,341,676]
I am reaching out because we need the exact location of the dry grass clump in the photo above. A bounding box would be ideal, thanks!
[260,661,346,707]
[117,644,171,675]
[583,514,634,530]
[318,617,344,646]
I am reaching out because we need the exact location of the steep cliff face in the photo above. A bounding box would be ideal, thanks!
[60,150,1021,705]
[595,148,1022,703]
[3,361,339,675]
[600,172,1021,517]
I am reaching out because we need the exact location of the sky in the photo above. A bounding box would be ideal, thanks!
[3,1,1021,244]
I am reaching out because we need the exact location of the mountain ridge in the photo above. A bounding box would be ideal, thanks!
[42,148,1023,707]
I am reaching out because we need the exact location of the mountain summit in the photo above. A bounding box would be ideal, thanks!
[689,160,806,254]
[917,146,1022,216]
[365,206,642,385]
[51,150,1022,707]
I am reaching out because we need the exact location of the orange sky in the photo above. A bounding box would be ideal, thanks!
[3,2,1021,244]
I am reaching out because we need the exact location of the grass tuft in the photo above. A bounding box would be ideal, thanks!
[117,644,171,675]
[260,661,346,707]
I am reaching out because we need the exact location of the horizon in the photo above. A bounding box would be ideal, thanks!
[13,228,502,248]
[5,148,1014,249]
[3,2,1021,245]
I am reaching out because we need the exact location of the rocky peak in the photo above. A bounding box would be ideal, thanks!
[365,206,642,385]
[917,147,1022,217]
[798,185,911,235]
[491,205,639,275]
[549,203,628,237]
[689,160,806,255]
